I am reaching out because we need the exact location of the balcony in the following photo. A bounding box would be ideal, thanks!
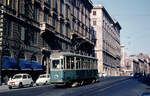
[71,31,94,46]
[40,22,55,36]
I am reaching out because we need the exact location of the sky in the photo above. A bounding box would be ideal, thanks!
[92,0,150,56]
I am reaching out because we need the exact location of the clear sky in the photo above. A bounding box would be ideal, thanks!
[92,0,150,56]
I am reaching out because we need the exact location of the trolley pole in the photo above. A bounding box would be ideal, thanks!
[0,5,4,85]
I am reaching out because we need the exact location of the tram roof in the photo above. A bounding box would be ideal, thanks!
[50,52,97,60]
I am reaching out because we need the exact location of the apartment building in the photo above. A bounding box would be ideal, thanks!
[90,5,121,76]
[0,0,94,84]
[123,54,150,76]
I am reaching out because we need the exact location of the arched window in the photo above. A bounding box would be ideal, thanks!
[2,49,11,56]
[31,55,37,61]
[18,51,25,59]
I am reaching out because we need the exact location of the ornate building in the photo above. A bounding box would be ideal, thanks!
[0,0,94,84]
[90,5,121,76]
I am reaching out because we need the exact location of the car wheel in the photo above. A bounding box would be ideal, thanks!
[9,86,12,89]
[19,83,23,88]
[36,83,39,86]
[45,81,48,85]
[30,82,34,87]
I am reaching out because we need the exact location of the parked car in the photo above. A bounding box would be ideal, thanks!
[134,72,143,78]
[36,74,50,86]
[98,72,107,78]
[102,72,107,77]
[7,73,34,89]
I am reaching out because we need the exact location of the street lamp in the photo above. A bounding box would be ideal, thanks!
[0,4,4,85]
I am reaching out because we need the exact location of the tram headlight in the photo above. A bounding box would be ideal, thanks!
[54,74,59,79]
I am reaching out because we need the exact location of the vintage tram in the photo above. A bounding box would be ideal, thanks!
[49,52,98,87]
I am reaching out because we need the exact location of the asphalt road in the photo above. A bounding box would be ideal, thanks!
[0,77,150,96]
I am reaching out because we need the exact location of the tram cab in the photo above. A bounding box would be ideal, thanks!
[50,54,64,84]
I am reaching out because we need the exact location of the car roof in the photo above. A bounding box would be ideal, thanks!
[14,73,29,76]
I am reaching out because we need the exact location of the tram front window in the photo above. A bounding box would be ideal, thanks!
[52,60,61,69]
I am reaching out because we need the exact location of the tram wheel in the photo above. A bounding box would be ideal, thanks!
[71,82,78,87]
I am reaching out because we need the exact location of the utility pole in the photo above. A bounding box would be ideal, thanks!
[0,5,4,85]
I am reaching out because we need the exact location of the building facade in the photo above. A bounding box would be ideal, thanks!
[120,45,125,74]
[123,54,150,76]
[124,56,134,76]
[0,0,94,84]
[90,5,121,76]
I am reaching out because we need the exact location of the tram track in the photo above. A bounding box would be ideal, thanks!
[64,77,131,96]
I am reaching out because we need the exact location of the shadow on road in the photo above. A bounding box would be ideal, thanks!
[141,92,150,96]
[136,76,150,86]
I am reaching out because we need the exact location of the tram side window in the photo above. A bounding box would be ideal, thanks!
[88,60,90,69]
[66,56,75,69]
[81,58,84,69]
[61,59,64,69]
[84,58,87,69]
[76,58,80,69]
[94,60,96,69]
[91,60,94,69]
[66,57,70,69]
[71,57,75,69]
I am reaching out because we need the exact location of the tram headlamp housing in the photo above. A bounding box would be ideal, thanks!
[54,74,59,79]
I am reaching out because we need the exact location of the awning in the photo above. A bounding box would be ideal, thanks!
[31,61,42,70]
[2,56,42,71]
[19,59,32,70]
[2,56,17,70]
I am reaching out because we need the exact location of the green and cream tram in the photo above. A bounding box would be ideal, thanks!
[50,52,98,86]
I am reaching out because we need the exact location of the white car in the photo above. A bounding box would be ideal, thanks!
[8,73,34,89]
[36,74,50,86]
[98,72,107,78]
[102,72,107,77]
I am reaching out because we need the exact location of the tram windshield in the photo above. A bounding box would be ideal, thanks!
[52,60,61,69]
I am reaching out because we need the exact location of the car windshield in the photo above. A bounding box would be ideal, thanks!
[13,75,22,79]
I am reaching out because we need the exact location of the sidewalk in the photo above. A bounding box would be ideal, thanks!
[0,84,9,93]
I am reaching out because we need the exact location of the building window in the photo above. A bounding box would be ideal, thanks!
[4,19,11,37]
[44,0,50,5]
[21,26,25,41]
[44,12,48,23]
[60,0,63,15]
[65,5,69,19]
[54,0,57,11]
[93,11,96,15]
[60,23,63,34]
[19,52,25,59]
[31,30,37,45]
[20,0,25,14]
[33,6,39,22]
[65,25,69,37]
[52,18,56,27]
[6,0,13,8]
[31,55,37,61]
[93,21,97,26]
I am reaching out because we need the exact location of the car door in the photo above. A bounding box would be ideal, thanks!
[22,75,28,85]
[28,75,32,84]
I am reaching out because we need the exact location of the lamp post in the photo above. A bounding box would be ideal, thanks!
[0,5,4,85]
